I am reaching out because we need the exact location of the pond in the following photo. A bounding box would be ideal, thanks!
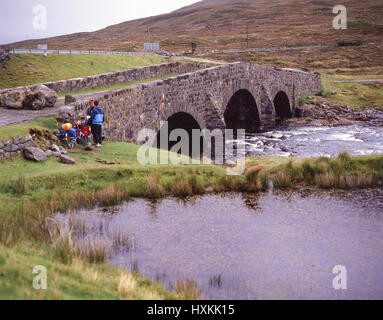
[54,189,383,300]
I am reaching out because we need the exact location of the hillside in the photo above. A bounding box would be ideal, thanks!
[0,53,164,89]
[7,0,383,53]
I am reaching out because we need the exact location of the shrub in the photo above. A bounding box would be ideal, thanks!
[298,94,310,106]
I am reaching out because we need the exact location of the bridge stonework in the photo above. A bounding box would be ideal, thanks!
[73,62,322,143]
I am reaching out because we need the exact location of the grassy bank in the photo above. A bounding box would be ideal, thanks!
[0,115,57,141]
[0,53,165,90]
[318,74,383,109]
[0,244,188,300]
[245,152,383,190]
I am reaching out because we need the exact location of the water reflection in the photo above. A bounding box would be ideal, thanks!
[53,189,383,300]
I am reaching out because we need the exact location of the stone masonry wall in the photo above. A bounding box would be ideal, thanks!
[0,62,207,95]
[72,62,322,144]
[0,135,34,161]
[0,47,9,66]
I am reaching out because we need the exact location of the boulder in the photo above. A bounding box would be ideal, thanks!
[58,146,67,154]
[5,89,26,109]
[0,93,6,108]
[45,150,53,158]
[0,47,9,66]
[50,144,61,153]
[24,147,48,162]
[23,85,57,110]
[65,94,76,105]
[205,187,214,193]
[59,154,76,165]
[58,105,75,119]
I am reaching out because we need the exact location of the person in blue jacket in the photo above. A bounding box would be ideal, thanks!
[90,101,105,148]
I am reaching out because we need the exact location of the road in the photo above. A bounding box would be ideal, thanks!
[333,79,383,83]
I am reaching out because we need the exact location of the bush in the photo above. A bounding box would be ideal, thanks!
[298,94,310,106]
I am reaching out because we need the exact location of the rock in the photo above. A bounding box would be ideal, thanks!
[281,146,289,152]
[23,85,58,110]
[58,105,75,118]
[51,152,61,158]
[84,145,94,151]
[24,147,48,162]
[50,144,61,153]
[45,150,53,158]
[0,93,6,108]
[205,187,214,193]
[5,89,26,109]
[59,154,76,165]
[65,94,76,105]
[0,47,9,66]
[331,91,337,95]
[310,120,326,127]
[58,146,67,154]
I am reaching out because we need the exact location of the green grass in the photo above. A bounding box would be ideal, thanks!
[0,53,165,90]
[0,115,58,141]
[0,244,187,300]
[58,73,181,97]
[318,74,383,109]
[245,152,383,190]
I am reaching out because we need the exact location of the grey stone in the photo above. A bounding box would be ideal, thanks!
[24,147,48,162]
[59,154,76,165]
[65,94,76,105]
[0,47,9,66]
[50,144,60,153]
[205,187,214,193]
[5,89,26,109]
[45,150,53,158]
[0,93,5,108]
[58,105,75,118]
[23,85,58,110]
[58,146,67,154]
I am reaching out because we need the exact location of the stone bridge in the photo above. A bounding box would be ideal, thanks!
[73,62,322,152]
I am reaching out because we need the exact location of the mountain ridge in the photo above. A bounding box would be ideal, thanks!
[6,0,383,53]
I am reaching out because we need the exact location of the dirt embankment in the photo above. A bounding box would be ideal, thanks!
[286,101,383,128]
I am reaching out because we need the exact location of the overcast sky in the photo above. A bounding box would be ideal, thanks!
[0,0,200,44]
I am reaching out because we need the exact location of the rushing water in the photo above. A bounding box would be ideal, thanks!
[233,124,383,158]
[54,189,383,300]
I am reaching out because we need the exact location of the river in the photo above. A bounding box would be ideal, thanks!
[233,124,383,158]
[54,189,383,300]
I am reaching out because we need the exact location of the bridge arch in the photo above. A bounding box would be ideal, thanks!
[155,111,204,157]
[224,89,261,133]
[273,91,292,124]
